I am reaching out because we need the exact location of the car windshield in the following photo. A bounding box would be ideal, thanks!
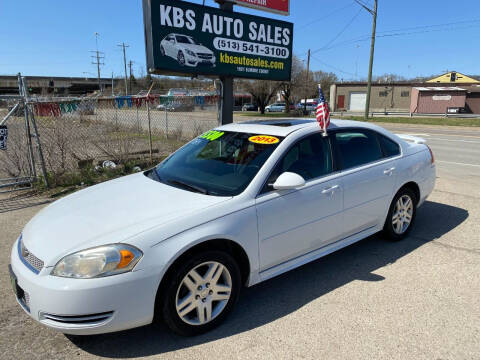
[176,35,198,44]
[153,131,283,196]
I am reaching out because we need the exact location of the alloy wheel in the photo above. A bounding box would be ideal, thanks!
[175,261,232,326]
[392,194,413,234]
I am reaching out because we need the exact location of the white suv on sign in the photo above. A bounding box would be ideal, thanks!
[160,33,216,67]
[9,119,435,336]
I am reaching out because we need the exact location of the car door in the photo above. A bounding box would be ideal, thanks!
[167,35,176,57]
[332,129,399,238]
[255,133,343,271]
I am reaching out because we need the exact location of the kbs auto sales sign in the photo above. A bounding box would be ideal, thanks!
[142,0,293,81]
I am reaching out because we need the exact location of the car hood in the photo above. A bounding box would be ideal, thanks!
[180,43,213,54]
[21,172,231,266]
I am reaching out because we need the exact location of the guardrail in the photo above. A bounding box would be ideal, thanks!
[332,111,480,119]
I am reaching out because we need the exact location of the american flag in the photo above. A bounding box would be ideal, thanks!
[315,85,330,134]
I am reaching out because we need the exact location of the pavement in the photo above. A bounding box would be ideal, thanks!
[0,123,479,359]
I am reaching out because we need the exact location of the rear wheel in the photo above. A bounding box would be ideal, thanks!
[383,188,417,240]
[160,250,241,336]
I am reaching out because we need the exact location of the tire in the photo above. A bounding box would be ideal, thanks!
[160,45,165,56]
[177,51,185,66]
[159,250,241,336]
[383,187,417,241]
[266,108,270,112]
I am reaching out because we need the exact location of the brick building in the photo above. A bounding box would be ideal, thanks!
[330,71,480,114]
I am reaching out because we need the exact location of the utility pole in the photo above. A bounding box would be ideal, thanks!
[218,1,234,125]
[128,60,134,95]
[90,32,105,93]
[355,0,378,119]
[303,49,311,115]
[118,42,129,95]
[111,72,114,96]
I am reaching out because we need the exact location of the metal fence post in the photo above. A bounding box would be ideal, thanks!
[136,106,140,133]
[18,74,36,179]
[28,108,49,188]
[21,75,49,188]
[147,102,153,163]
[165,107,168,139]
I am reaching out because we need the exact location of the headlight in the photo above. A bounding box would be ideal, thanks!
[185,49,196,56]
[51,244,142,279]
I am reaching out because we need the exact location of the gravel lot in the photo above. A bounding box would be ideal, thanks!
[0,123,479,359]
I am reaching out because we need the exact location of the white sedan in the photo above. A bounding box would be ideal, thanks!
[160,33,216,67]
[9,119,436,336]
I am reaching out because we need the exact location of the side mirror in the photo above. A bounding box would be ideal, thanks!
[272,172,305,190]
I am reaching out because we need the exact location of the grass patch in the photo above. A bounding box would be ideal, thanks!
[34,157,166,198]
[336,116,480,127]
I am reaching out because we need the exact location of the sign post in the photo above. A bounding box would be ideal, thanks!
[218,0,234,124]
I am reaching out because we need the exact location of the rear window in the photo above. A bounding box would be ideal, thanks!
[378,134,400,157]
[335,130,383,169]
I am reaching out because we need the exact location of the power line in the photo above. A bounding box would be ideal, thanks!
[310,54,356,77]
[296,1,356,32]
[311,7,363,55]
[311,19,480,53]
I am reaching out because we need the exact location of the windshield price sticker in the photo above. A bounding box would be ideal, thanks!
[200,130,225,141]
[249,135,279,144]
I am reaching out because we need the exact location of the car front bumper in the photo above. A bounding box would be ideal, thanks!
[185,53,216,67]
[9,237,160,335]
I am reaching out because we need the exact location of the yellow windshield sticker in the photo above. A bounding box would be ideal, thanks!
[200,130,224,141]
[249,135,279,144]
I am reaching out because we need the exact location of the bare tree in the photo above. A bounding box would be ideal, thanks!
[243,80,282,114]
[280,56,304,113]
[312,70,338,100]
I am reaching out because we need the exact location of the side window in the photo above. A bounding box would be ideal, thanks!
[263,133,333,192]
[378,134,400,158]
[335,130,382,170]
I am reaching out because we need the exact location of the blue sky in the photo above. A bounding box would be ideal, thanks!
[1,0,479,80]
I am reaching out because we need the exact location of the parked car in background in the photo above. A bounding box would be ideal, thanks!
[296,101,318,113]
[242,103,258,112]
[157,102,194,112]
[10,119,435,337]
[265,103,286,112]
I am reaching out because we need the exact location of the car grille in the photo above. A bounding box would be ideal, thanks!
[40,311,114,325]
[18,236,44,274]
[197,53,212,60]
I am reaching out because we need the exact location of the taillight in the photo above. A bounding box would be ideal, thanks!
[426,145,434,164]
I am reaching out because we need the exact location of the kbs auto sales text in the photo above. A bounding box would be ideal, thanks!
[159,4,292,46]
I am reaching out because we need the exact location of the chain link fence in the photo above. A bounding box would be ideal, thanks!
[1,92,219,189]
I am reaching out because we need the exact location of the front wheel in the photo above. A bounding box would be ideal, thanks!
[160,250,241,336]
[383,188,417,240]
[177,51,185,66]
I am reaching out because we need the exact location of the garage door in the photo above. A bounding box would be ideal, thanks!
[349,92,366,111]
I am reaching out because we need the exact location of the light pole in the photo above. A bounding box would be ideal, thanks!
[355,0,377,119]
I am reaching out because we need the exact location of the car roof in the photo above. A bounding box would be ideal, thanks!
[216,119,387,137]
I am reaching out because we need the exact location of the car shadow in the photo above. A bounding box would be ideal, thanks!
[68,200,468,358]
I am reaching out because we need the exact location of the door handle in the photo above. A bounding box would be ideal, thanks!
[383,167,395,176]
[321,185,339,194]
